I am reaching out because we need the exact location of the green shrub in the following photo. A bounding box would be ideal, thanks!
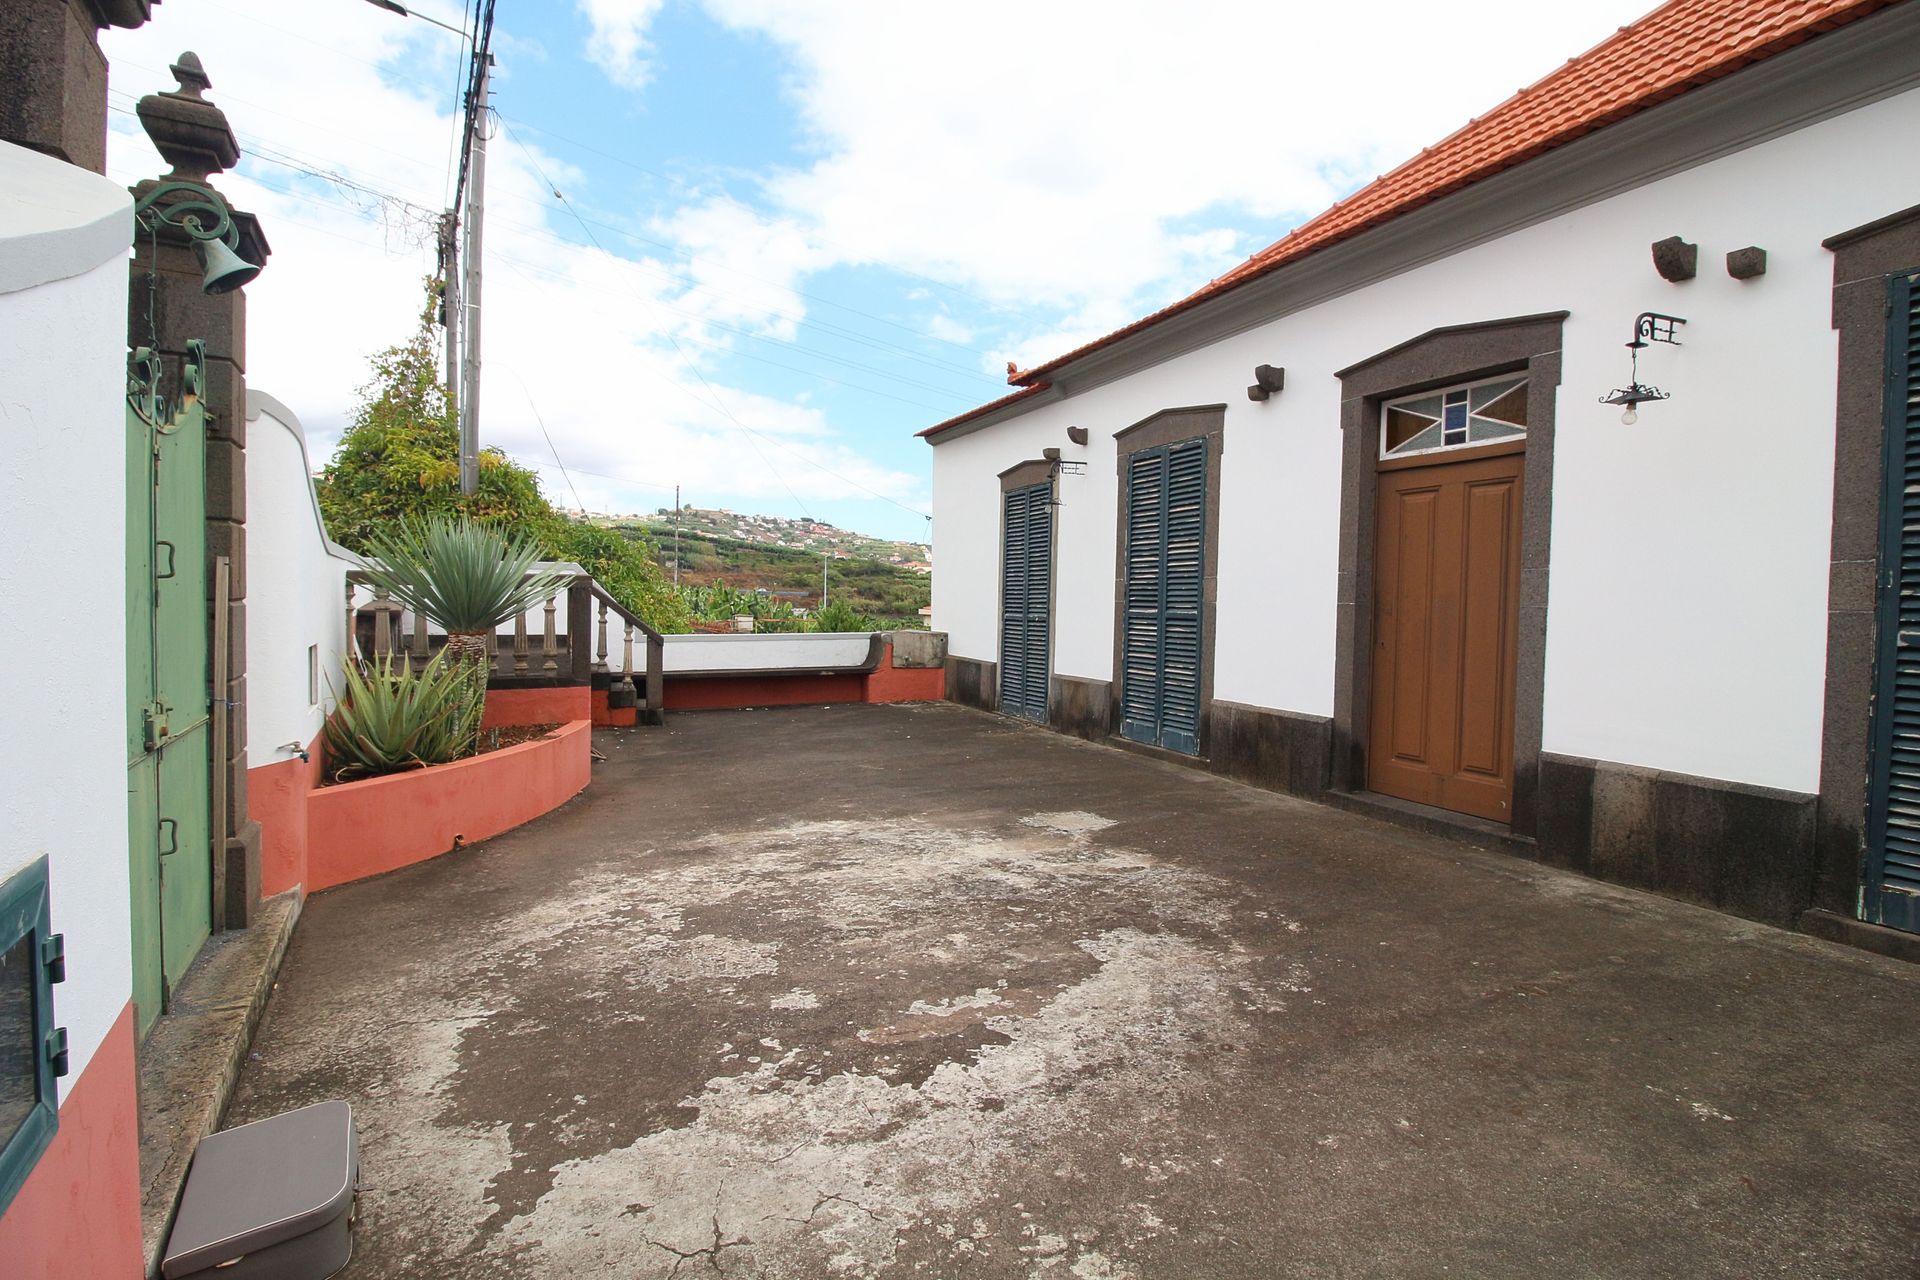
[809,599,879,633]
[323,652,482,782]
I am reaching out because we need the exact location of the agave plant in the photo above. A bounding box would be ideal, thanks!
[324,652,483,781]
[360,517,572,671]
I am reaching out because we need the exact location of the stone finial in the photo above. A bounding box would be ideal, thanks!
[136,50,239,181]
[170,52,212,99]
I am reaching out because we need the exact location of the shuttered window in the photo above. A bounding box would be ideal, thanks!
[1120,439,1206,754]
[999,481,1052,721]
[1868,268,1920,934]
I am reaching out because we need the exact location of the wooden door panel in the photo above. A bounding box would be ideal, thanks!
[1371,481,1443,805]
[1453,475,1518,778]
[1441,469,1522,820]
[1370,452,1523,822]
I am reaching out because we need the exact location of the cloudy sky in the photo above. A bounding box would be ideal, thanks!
[104,0,1652,542]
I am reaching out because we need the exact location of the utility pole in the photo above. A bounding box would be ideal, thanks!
[362,2,484,489]
[458,52,488,495]
[439,208,458,408]
[822,552,829,608]
[672,484,682,588]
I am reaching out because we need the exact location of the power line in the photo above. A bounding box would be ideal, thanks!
[492,117,999,393]
[505,156,930,523]
[498,111,1059,329]
[506,368,586,514]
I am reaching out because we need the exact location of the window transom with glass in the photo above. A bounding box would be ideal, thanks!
[1379,374,1529,460]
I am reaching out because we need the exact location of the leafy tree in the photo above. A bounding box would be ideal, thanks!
[315,288,690,632]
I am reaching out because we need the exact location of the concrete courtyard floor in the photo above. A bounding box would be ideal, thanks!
[230,702,1920,1278]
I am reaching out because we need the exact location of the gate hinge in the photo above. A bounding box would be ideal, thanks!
[41,933,65,985]
[45,1025,69,1078]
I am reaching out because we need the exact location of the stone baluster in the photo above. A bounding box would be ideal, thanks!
[513,606,529,675]
[372,587,394,659]
[542,594,559,674]
[410,605,429,672]
[622,619,634,678]
[344,579,357,661]
[595,599,610,673]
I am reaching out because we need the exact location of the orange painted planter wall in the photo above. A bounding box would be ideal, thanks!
[481,685,590,730]
[865,639,946,704]
[591,687,639,727]
[662,637,945,711]
[0,1003,143,1280]
[664,672,867,710]
[303,721,591,892]
[255,690,599,896]
[254,733,323,899]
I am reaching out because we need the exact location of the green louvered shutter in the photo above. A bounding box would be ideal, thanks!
[999,482,1051,721]
[1120,450,1166,744]
[1159,440,1207,754]
[1867,268,1920,934]
[1119,440,1206,755]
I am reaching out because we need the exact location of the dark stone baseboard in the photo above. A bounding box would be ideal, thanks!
[1325,788,1537,856]
[945,655,996,712]
[1535,752,1817,927]
[1209,700,1331,801]
[1798,909,1920,964]
[1051,674,1113,742]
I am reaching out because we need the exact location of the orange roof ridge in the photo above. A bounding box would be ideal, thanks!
[986,0,1898,394]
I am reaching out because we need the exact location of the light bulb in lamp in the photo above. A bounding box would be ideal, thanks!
[1620,406,1638,425]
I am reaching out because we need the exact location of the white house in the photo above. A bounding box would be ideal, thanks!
[923,0,1920,949]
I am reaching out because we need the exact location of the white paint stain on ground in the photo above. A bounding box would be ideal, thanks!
[1021,811,1119,837]
[489,926,1260,1276]
[1645,1085,1736,1121]
[771,988,821,1009]
[257,813,1309,1278]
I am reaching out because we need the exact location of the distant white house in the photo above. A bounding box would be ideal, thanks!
[922,0,1920,947]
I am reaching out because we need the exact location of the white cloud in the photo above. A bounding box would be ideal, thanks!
[924,313,975,346]
[701,0,1653,327]
[102,0,924,526]
[575,0,669,89]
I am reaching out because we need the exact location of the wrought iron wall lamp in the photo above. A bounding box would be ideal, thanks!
[1599,311,1686,424]
[131,180,261,296]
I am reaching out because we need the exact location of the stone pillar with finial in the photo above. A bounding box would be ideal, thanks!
[129,51,271,929]
[0,0,155,173]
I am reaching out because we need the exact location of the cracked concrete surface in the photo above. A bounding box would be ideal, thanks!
[229,703,1920,1277]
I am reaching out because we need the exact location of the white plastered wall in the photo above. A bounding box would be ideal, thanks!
[933,86,1920,797]
[245,392,358,768]
[0,143,135,1091]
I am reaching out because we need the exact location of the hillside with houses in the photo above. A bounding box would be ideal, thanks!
[592,507,931,572]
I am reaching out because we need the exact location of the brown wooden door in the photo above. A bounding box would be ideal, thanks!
[1369,448,1523,822]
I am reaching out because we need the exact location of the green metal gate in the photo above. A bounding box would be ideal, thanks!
[126,345,215,1034]
[1119,438,1206,755]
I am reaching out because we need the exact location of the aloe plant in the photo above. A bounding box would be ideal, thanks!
[360,517,572,670]
[323,652,483,781]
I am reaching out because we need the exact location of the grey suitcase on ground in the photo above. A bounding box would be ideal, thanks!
[162,1100,358,1280]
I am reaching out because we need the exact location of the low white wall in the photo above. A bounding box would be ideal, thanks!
[932,83,1920,796]
[663,632,877,674]
[0,143,134,1090]
[245,392,359,767]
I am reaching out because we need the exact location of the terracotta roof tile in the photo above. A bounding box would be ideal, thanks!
[983,0,1897,398]
[915,381,1053,438]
